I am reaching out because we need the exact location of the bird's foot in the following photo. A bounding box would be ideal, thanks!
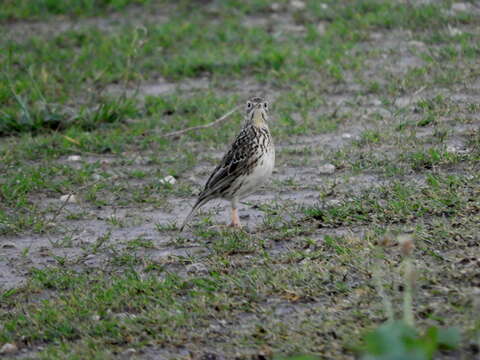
[229,221,242,229]
[230,207,242,229]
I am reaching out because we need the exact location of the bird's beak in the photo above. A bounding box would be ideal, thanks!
[251,105,267,125]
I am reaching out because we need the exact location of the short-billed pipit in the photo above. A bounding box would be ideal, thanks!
[180,97,275,230]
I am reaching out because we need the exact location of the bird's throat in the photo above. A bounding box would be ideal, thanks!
[251,110,267,127]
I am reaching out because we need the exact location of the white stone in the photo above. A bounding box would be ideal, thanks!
[67,155,81,162]
[186,263,208,274]
[290,0,306,10]
[60,194,77,203]
[1,242,16,249]
[447,145,458,153]
[271,3,281,11]
[91,314,100,321]
[316,22,327,35]
[448,25,462,36]
[159,175,176,185]
[133,156,150,165]
[115,312,137,320]
[0,343,18,354]
[408,40,425,48]
[451,3,469,12]
[318,164,336,174]
[123,348,136,355]
[341,133,353,139]
[327,199,342,206]
[446,145,469,154]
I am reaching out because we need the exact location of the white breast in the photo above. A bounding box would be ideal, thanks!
[235,147,275,199]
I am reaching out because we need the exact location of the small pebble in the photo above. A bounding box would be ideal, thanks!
[0,343,18,354]
[1,242,17,249]
[60,194,77,203]
[290,0,306,10]
[133,156,150,166]
[446,145,469,154]
[448,25,462,36]
[408,40,425,48]
[341,133,353,139]
[327,199,341,206]
[67,155,81,162]
[316,22,327,35]
[115,312,137,320]
[446,145,458,153]
[186,263,208,274]
[123,348,136,355]
[91,314,100,321]
[270,3,281,11]
[318,164,336,175]
[451,3,469,12]
[159,175,176,185]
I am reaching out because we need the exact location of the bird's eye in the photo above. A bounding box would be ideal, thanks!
[247,102,252,108]
[263,102,268,109]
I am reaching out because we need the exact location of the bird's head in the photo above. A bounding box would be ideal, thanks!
[245,97,269,127]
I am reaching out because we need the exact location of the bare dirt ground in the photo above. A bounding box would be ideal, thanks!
[1,1,480,359]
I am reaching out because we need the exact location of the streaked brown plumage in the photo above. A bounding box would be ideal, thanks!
[180,97,275,230]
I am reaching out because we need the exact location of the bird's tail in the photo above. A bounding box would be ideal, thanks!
[179,197,209,231]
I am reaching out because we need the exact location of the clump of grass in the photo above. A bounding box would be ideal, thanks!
[362,320,460,360]
[305,174,479,227]
[306,1,455,32]
[0,96,139,136]
[360,235,460,360]
[0,0,152,20]
[405,148,460,171]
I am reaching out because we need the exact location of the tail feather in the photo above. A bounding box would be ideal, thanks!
[179,197,209,231]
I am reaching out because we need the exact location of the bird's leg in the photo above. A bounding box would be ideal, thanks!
[230,208,241,228]
[230,199,242,228]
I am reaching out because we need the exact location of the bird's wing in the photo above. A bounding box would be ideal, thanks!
[198,125,261,201]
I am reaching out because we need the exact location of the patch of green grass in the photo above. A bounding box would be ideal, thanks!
[0,0,152,20]
[405,148,461,171]
[356,130,382,146]
[1,0,480,357]
[305,174,479,227]
[5,0,471,138]
[210,230,261,255]
[0,260,351,358]
[306,0,460,31]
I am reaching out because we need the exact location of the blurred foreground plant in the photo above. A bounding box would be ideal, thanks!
[361,234,460,360]
[281,235,460,360]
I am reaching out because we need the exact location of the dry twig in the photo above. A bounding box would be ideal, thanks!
[163,105,242,138]
[49,178,106,224]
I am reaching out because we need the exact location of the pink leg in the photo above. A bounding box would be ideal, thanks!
[230,207,242,228]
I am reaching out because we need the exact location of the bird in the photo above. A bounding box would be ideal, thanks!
[180,96,275,231]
